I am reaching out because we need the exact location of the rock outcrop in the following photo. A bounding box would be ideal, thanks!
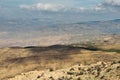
[9,61,120,80]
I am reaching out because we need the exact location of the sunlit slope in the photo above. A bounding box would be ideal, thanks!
[0,44,120,80]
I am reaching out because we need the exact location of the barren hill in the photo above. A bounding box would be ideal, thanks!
[0,34,120,80]
[0,44,120,80]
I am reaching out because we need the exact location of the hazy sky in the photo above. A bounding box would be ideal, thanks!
[0,0,103,7]
[0,0,120,22]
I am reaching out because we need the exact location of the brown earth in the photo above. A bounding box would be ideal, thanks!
[9,61,120,80]
[0,44,120,80]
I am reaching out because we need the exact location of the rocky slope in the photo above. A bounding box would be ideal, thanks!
[0,34,120,80]
[9,61,120,80]
[0,45,120,80]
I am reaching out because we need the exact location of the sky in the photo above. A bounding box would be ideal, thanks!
[0,0,119,10]
[0,0,103,7]
[0,0,120,22]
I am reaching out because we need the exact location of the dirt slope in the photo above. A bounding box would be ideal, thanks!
[0,45,120,80]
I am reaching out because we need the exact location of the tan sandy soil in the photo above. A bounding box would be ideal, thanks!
[0,45,120,80]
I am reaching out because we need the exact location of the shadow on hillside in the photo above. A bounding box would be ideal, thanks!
[24,44,99,54]
[24,44,100,57]
[5,44,119,64]
[23,45,82,61]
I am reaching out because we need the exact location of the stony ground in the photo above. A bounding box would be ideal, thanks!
[0,45,120,80]
[9,61,120,80]
[0,34,120,80]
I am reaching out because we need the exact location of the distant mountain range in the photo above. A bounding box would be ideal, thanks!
[0,19,120,47]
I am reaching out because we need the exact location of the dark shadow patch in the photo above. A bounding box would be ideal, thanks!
[24,45,82,55]
[100,49,120,53]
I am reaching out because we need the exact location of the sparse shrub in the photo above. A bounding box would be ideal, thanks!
[85,42,99,51]
[49,68,54,72]
[102,49,120,53]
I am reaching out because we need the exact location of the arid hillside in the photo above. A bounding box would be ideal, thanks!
[0,45,120,80]
[0,34,120,80]
[9,61,120,80]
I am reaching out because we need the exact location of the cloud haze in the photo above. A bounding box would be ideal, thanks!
[19,3,105,12]
[0,0,120,22]
[20,3,65,11]
[104,0,120,6]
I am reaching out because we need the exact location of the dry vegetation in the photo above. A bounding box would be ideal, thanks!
[0,34,120,80]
